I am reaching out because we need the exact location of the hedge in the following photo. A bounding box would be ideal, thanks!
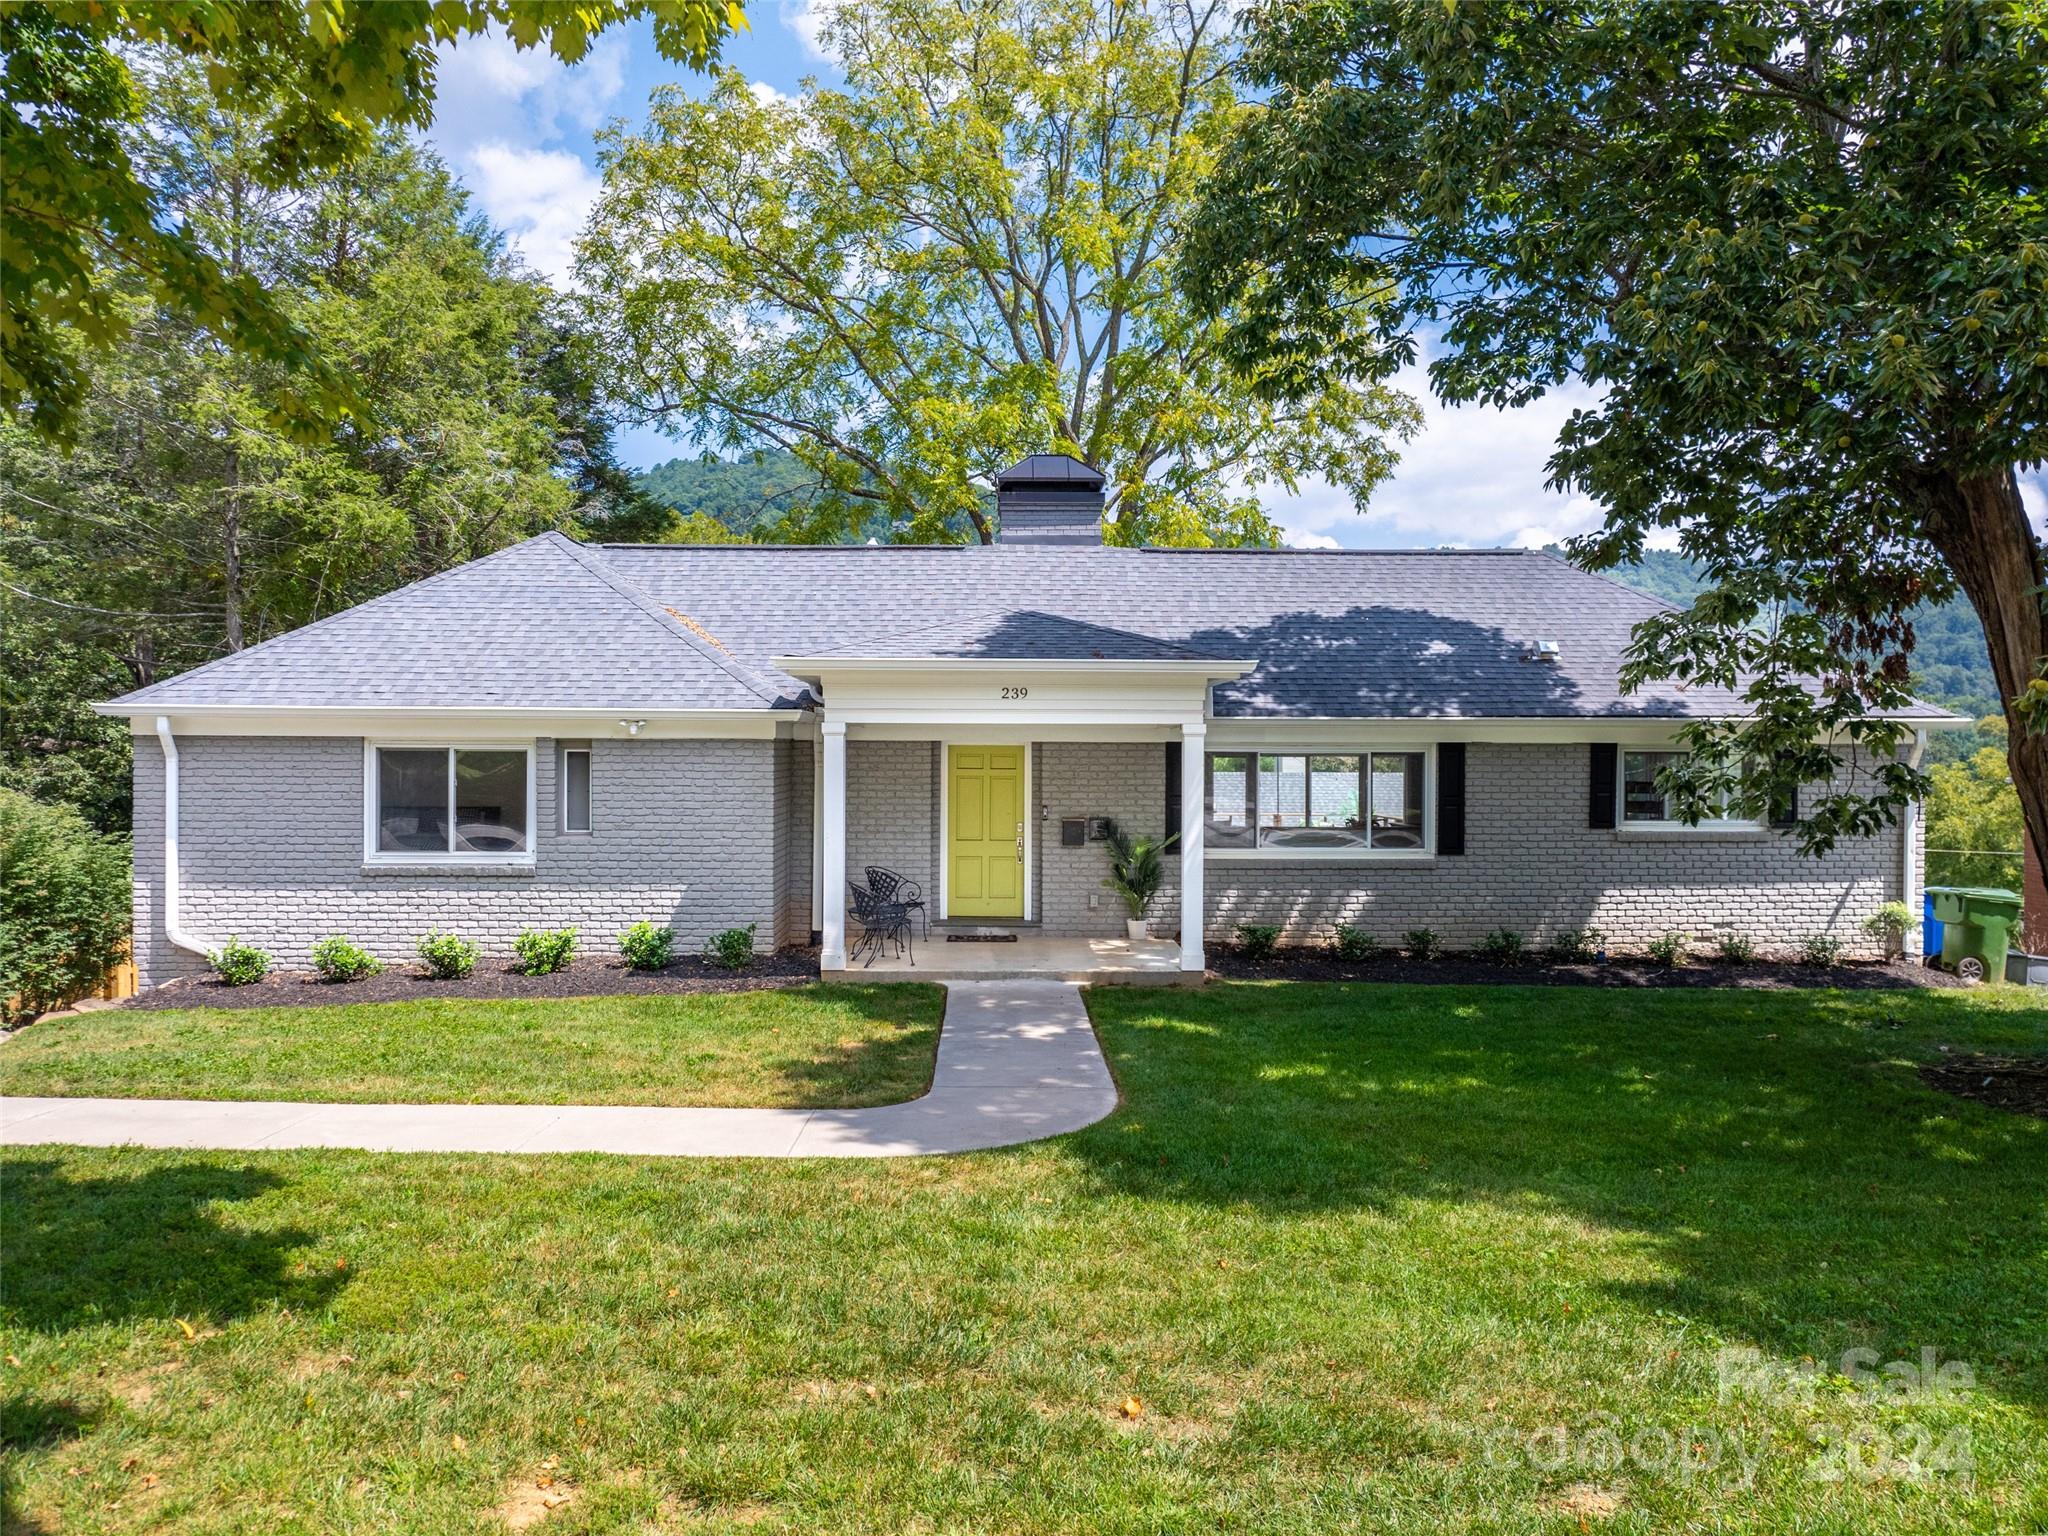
[0,788,132,1025]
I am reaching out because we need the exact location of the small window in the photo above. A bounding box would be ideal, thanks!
[1622,749,1684,822]
[562,747,591,834]
[370,745,531,860]
[1621,749,1756,825]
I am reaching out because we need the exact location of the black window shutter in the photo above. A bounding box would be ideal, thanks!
[1768,755,1801,829]
[1164,741,1182,836]
[1588,742,1618,829]
[1437,742,1466,855]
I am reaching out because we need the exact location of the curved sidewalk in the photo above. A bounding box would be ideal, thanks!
[0,981,1116,1159]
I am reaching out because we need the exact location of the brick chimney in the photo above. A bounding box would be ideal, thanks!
[994,454,1105,545]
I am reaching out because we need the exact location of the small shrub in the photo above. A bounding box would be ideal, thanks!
[1646,931,1689,967]
[1404,927,1442,962]
[209,936,270,986]
[1715,930,1757,964]
[1330,924,1379,962]
[1476,927,1525,964]
[1235,923,1281,962]
[0,788,131,1024]
[1862,901,1912,958]
[310,935,382,983]
[1800,933,1845,968]
[704,923,757,970]
[618,920,676,971]
[513,926,578,976]
[416,929,479,980]
[1546,926,1601,964]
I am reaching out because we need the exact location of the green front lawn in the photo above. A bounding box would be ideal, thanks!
[3,981,2044,1534]
[0,985,943,1109]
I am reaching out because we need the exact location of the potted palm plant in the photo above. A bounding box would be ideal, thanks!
[1100,819,1178,942]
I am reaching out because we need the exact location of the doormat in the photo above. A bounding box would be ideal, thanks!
[946,932,1019,943]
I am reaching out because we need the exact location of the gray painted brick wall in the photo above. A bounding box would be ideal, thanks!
[132,732,1920,988]
[1036,741,1181,937]
[774,735,816,945]
[845,739,938,905]
[1203,742,1914,953]
[131,734,782,987]
[837,739,1912,952]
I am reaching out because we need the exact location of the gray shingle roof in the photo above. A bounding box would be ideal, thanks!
[807,609,1234,663]
[104,535,1963,722]
[995,453,1104,487]
[104,533,790,712]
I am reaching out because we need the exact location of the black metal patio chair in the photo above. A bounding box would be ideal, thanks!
[864,865,928,938]
[848,881,916,968]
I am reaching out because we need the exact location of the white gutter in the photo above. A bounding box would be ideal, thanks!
[1902,727,1928,958]
[154,716,213,959]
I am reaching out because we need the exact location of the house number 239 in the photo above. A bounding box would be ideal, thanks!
[1000,685,1029,700]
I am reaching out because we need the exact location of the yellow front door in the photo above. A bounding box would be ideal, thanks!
[948,745,1025,918]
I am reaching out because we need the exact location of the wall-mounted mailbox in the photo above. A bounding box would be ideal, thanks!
[1060,818,1086,847]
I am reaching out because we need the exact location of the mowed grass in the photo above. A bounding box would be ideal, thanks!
[0,985,943,1109]
[3,981,2045,1534]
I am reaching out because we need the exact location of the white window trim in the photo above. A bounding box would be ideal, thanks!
[1616,748,1764,833]
[1202,745,1436,861]
[362,741,538,866]
[559,743,592,835]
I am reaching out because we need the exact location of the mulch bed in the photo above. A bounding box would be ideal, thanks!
[1918,1053,2048,1119]
[123,947,824,1010]
[1209,946,1966,991]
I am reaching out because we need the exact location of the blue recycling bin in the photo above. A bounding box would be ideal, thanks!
[1923,890,1943,962]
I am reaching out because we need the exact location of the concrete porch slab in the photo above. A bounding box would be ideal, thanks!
[825,933,1200,985]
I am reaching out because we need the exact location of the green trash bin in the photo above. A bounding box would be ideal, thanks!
[1926,886,2023,983]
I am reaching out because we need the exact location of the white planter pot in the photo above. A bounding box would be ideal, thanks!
[1125,918,1150,943]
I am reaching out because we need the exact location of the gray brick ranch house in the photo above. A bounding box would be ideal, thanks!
[99,456,1961,988]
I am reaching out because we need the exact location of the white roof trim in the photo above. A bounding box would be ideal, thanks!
[776,655,1255,679]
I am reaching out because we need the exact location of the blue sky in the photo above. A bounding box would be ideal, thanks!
[420,6,2047,552]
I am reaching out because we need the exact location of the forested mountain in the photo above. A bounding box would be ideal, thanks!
[1573,549,2000,729]
[634,451,820,538]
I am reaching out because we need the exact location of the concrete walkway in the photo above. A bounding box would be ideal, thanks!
[0,981,1116,1159]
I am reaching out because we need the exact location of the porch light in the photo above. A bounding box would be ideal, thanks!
[620,719,647,736]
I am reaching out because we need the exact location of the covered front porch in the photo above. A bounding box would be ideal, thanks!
[779,624,1249,984]
[842,930,1194,984]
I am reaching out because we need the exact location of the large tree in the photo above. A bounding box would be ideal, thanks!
[579,0,1416,546]
[1183,0,2048,856]
[0,62,595,831]
[1,0,742,443]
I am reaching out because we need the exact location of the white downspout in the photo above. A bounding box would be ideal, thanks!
[1902,727,1927,960]
[155,716,212,959]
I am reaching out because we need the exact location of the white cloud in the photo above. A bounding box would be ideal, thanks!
[780,0,837,61]
[1282,529,1340,550]
[465,144,603,286]
[1263,345,1605,550]
[427,30,631,164]
[747,79,797,108]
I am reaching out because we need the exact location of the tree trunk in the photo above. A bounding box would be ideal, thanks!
[1917,464,2048,895]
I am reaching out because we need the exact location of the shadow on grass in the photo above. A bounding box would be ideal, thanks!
[771,982,947,1106]
[0,1160,344,1336]
[1078,982,2048,1412]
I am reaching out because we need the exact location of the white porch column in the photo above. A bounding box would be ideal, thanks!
[1180,720,1206,971]
[820,719,849,970]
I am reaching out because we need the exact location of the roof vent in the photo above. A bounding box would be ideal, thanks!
[994,454,1105,545]
[1526,639,1562,663]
